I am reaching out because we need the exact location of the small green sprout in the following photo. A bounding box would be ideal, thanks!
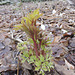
[14,9,54,75]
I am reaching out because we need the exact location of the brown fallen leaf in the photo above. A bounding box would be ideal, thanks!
[52,35,62,44]
[60,40,69,46]
[41,15,60,20]
[64,58,74,70]
[55,63,75,75]
[62,32,74,38]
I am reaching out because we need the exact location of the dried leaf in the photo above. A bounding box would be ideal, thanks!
[52,35,62,44]
[64,58,74,70]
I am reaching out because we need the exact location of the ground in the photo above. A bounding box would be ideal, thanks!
[0,0,75,75]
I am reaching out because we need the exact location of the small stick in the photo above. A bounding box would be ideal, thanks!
[17,57,19,75]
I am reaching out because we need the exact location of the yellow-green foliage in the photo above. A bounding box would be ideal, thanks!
[14,9,54,75]
[14,9,43,38]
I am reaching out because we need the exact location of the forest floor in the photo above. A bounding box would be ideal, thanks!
[0,0,75,75]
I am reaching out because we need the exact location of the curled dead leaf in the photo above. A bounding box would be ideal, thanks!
[52,35,62,44]
[64,58,74,70]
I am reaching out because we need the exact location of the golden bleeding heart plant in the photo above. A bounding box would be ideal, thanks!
[14,9,54,75]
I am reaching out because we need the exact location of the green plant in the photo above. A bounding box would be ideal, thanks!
[14,9,54,75]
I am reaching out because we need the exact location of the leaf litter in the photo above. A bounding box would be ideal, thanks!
[0,0,75,75]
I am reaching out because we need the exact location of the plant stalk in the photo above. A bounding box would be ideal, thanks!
[34,40,39,58]
[32,37,39,58]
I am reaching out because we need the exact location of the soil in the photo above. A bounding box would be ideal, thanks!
[0,0,75,75]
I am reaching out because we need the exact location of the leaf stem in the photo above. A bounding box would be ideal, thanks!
[32,37,39,58]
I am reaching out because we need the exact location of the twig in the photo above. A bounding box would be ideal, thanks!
[9,30,23,43]
[17,57,19,75]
